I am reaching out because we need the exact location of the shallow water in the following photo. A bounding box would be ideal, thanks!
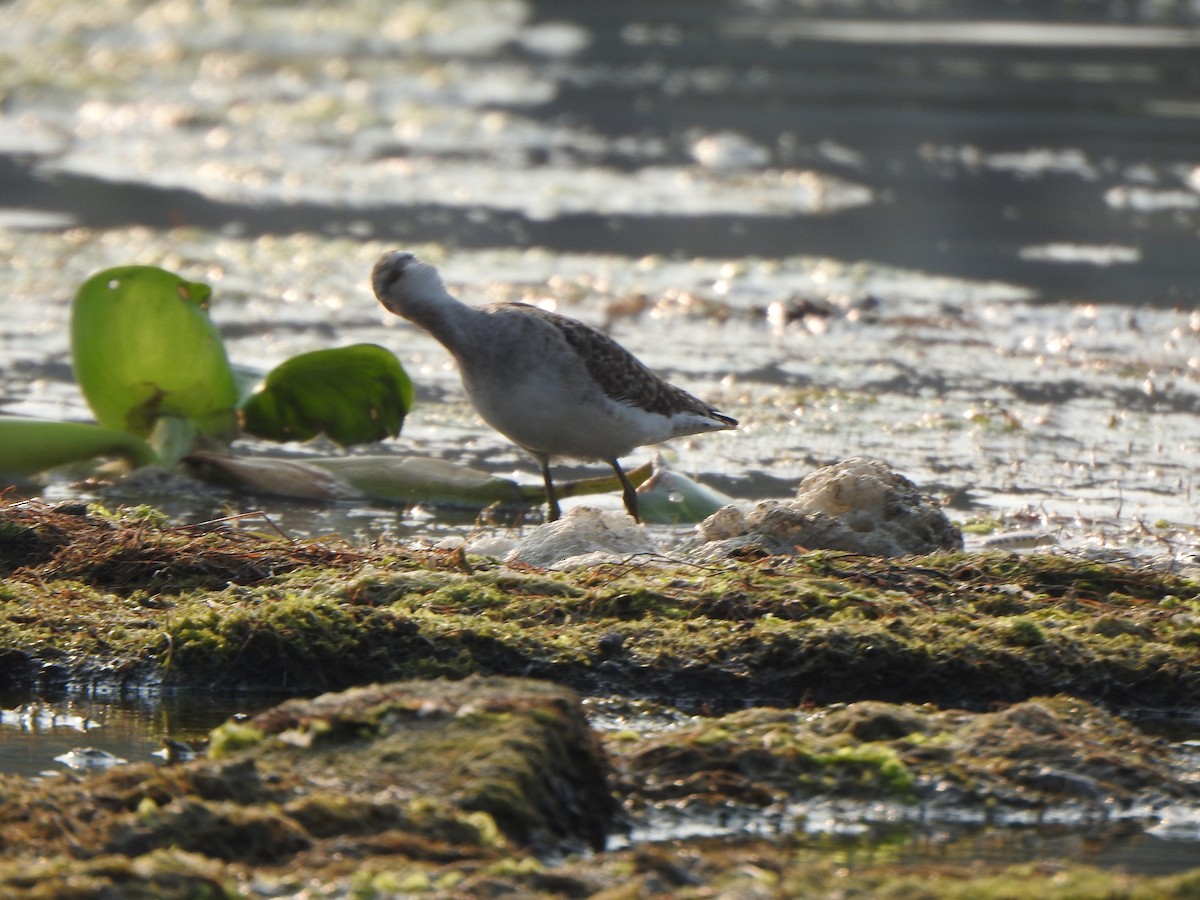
[1,0,1198,553]
[1,689,1198,877]
[2,0,1200,874]
[0,689,274,780]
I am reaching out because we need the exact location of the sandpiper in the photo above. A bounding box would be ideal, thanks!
[371,251,737,523]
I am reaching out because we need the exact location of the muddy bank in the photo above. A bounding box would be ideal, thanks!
[2,500,1199,712]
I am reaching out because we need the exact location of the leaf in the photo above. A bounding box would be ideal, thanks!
[550,461,652,503]
[185,452,517,506]
[146,414,204,468]
[239,344,414,447]
[183,452,366,501]
[70,266,238,441]
[183,452,652,511]
[0,417,157,476]
[307,456,524,506]
[313,457,655,509]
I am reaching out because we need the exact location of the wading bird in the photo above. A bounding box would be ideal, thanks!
[372,251,736,522]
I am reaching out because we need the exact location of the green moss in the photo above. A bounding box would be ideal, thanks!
[488,855,543,877]
[3,500,1200,709]
[0,848,236,898]
[101,504,172,529]
[1004,617,1047,647]
[694,726,735,748]
[805,744,915,797]
[960,517,1002,536]
[402,798,506,850]
[360,870,430,895]
[164,594,428,690]
[425,580,511,610]
[207,722,264,759]
[775,859,1200,899]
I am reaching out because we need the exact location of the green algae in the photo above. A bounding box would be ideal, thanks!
[806,743,915,797]
[0,677,615,896]
[5,677,1200,898]
[3,500,1200,712]
[206,722,264,760]
[0,849,234,900]
[767,858,1200,900]
[605,691,1200,894]
[164,594,431,690]
[617,703,922,810]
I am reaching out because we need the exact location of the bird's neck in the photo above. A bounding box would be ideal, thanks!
[394,286,482,355]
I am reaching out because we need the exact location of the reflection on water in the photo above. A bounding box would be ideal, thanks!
[0,0,1197,302]
[888,824,1200,878]
[0,690,277,780]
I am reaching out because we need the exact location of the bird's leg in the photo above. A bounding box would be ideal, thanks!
[539,457,562,522]
[610,459,641,523]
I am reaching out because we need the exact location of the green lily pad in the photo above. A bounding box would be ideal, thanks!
[239,344,414,447]
[70,266,238,442]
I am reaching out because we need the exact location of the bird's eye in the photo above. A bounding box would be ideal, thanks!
[373,259,406,292]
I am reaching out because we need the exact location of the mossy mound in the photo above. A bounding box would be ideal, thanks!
[3,499,1200,711]
[235,675,616,853]
[0,676,614,896]
[3,680,1200,897]
[614,695,1200,834]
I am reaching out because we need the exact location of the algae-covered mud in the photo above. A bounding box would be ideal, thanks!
[4,501,1200,894]
[4,0,1200,895]
[4,674,1200,898]
[5,501,1200,711]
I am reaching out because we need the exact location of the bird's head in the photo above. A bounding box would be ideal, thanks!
[371,250,448,315]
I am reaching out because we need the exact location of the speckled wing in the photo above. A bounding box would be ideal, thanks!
[494,303,736,426]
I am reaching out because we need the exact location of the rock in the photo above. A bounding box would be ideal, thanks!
[698,457,962,557]
[695,504,751,542]
[597,631,625,657]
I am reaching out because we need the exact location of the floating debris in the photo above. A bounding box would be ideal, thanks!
[54,747,127,771]
[979,530,1060,550]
